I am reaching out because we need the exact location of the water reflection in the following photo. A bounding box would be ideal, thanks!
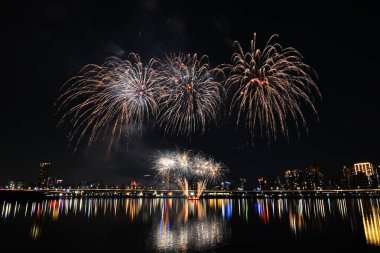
[359,199,380,246]
[151,200,230,251]
[1,198,380,250]
[30,222,41,240]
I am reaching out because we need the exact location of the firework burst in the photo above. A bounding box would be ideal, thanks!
[157,53,225,137]
[224,33,320,140]
[152,150,227,198]
[56,53,162,153]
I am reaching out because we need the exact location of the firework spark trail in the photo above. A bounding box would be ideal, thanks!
[56,53,162,153]
[177,178,189,198]
[152,150,227,197]
[224,33,320,141]
[57,33,320,154]
[196,181,207,198]
[193,153,225,197]
[157,53,225,137]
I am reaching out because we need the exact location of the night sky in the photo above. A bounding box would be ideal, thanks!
[1,0,379,186]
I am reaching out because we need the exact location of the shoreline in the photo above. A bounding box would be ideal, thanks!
[2,189,380,200]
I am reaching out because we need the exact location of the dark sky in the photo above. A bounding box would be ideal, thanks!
[1,0,379,186]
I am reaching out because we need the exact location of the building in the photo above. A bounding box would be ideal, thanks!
[239,178,247,190]
[354,162,374,176]
[257,177,268,190]
[7,180,16,189]
[131,181,137,190]
[56,179,64,189]
[303,165,324,190]
[351,162,374,188]
[221,180,231,190]
[47,177,57,188]
[7,180,24,189]
[353,171,371,189]
[372,165,380,188]
[79,180,89,189]
[284,169,302,190]
[340,165,353,189]
[89,180,103,189]
[326,178,341,190]
[273,176,282,190]
[38,162,51,188]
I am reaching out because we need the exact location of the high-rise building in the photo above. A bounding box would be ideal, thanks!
[302,165,324,190]
[372,166,380,188]
[89,180,103,189]
[353,171,371,189]
[7,180,24,189]
[239,178,247,190]
[284,169,302,190]
[257,177,268,190]
[38,162,51,188]
[303,165,324,190]
[273,176,282,190]
[352,162,374,188]
[79,180,89,189]
[340,165,353,189]
[47,177,57,188]
[221,180,231,190]
[7,180,16,189]
[354,162,374,176]
[56,179,64,189]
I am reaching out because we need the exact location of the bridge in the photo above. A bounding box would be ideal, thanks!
[2,188,380,199]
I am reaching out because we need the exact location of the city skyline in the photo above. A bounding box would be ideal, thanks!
[3,160,379,192]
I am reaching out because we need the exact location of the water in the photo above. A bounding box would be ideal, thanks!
[1,198,380,252]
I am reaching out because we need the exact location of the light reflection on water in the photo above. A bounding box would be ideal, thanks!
[1,198,380,250]
[152,200,230,252]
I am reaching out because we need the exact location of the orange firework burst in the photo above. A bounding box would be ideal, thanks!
[224,33,320,140]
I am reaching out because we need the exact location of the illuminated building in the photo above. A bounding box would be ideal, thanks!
[221,180,231,190]
[284,169,302,190]
[56,179,64,189]
[79,180,89,189]
[38,162,51,188]
[160,171,170,190]
[239,177,247,190]
[258,176,281,190]
[257,177,268,190]
[89,180,103,189]
[303,165,324,190]
[273,176,282,190]
[131,180,137,190]
[373,166,380,188]
[352,162,374,189]
[7,180,16,189]
[340,165,353,189]
[47,177,57,188]
[354,162,374,176]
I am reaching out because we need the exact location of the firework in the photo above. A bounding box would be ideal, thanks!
[176,178,189,198]
[56,53,162,153]
[152,150,227,198]
[192,153,225,197]
[157,53,225,137]
[224,33,320,140]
